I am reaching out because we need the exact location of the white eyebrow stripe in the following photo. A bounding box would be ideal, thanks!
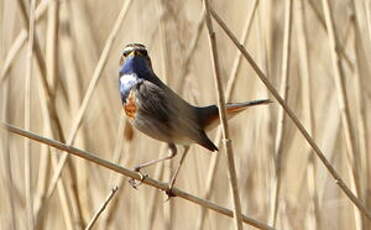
[123,46,147,54]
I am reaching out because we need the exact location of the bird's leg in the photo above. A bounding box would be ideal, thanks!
[134,143,177,170]
[129,143,177,189]
[165,145,190,197]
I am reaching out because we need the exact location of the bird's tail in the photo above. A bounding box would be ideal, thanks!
[198,99,272,131]
[225,99,272,113]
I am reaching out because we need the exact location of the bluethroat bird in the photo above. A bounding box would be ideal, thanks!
[119,43,271,193]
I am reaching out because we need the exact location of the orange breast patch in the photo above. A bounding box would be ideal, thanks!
[124,91,137,119]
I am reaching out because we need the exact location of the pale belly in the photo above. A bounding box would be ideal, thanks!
[128,112,195,146]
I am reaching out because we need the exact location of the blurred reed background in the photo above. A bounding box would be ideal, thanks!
[1,0,370,229]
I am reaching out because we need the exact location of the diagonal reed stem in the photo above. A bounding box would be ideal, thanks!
[45,0,133,201]
[85,186,118,230]
[208,5,371,221]
[2,122,276,230]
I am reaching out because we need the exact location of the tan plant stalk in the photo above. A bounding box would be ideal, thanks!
[2,122,275,230]
[85,186,118,230]
[203,1,243,229]
[196,1,259,228]
[208,6,371,220]
[271,0,292,226]
[24,0,37,227]
[45,0,133,201]
[321,0,363,228]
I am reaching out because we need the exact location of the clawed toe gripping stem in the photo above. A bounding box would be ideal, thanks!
[129,167,148,189]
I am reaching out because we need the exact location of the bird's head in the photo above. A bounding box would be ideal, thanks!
[119,43,153,76]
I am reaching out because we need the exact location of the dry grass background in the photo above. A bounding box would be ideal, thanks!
[1,0,371,229]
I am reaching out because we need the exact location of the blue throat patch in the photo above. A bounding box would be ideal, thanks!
[118,56,151,103]
[119,56,152,77]
[118,55,164,104]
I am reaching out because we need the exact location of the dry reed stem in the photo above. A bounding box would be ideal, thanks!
[176,8,206,93]
[28,2,82,227]
[271,0,292,226]
[33,58,76,230]
[101,130,134,228]
[307,0,353,69]
[50,157,75,230]
[33,68,77,230]
[16,0,68,144]
[33,0,61,225]
[99,119,125,224]
[15,3,80,224]
[304,94,340,205]
[33,142,50,229]
[145,144,168,229]
[24,0,36,227]
[85,186,118,230]
[1,86,16,230]
[0,30,27,85]
[196,1,258,229]
[350,0,371,182]
[59,5,93,223]
[59,9,85,115]
[65,0,121,126]
[1,0,55,87]
[17,0,51,98]
[321,0,363,227]
[32,71,77,229]
[295,0,321,228]
[100,182,126,229]
[45,0,133,201]
[255,1,273,77]
[209,6,371,221]
[45,0,59,93]
[203,1,243,229]
[349,2,371,228]
[366,2,371,44]
[2,122,276,230]
[363,4,371,220]
[65,0,131,143]
[352,34,370,230]
[157,0,170,84]
[108,119,126,183]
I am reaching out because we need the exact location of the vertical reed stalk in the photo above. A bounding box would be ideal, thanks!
[196,1,258,228]
[204,1,243,229]
[321,0,362,228]
[271,0,292,226]
[24,0,36,228]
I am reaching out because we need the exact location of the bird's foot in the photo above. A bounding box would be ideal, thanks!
[164,184,176,200]
[129,167,148,189]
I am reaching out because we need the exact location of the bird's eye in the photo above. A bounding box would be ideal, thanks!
[123,52,129,57]
[139,50,147,56]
